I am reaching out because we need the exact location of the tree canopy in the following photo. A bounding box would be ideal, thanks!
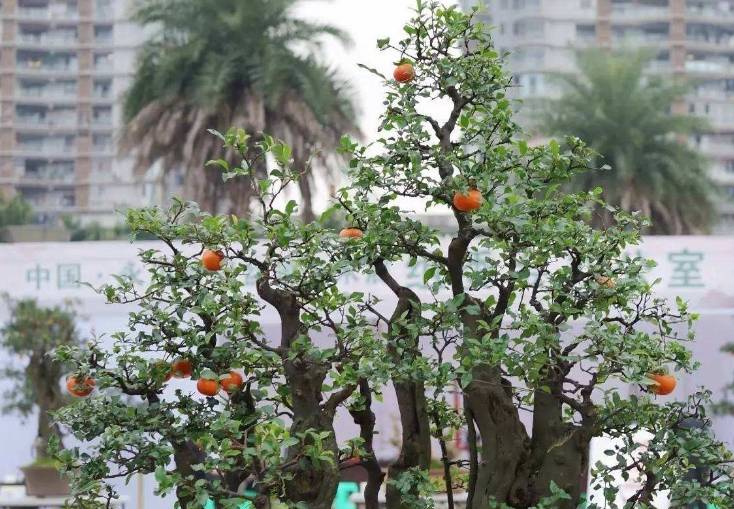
[544,50,717,235]
[55,4,734,509]
[1,298,81,458]
[124,0,358,220]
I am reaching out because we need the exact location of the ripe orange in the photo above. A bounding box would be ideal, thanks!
[221,371,244,393]
[341,456,362,467]
[649,373,677,396]
[66,375,96,397]
[171,358,193,379]
[201,249,225,271]
[339,227,363,239]
[595,275,616,289]
[453,189,483,213]
[393,63,415,83]
[197,378,220,397]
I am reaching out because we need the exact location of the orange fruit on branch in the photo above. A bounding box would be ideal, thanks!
[197,378,220,397]
[648,373,676,396]
[595,275,616,289]
[201,249,225,271]
[453,189,483,213]
[393,63,415,83]
[171,358,193,379]
[66,375,96,398]
[339,227,363,239]
[221,371,244,393]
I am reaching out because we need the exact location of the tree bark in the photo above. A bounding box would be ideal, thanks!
[524,382,590,508]
[377,276,432,509]
[348,379,384,509]
[28,351,65,459]
[256,278,341,509]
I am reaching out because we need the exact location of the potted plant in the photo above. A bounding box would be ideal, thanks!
[0,297,83,496]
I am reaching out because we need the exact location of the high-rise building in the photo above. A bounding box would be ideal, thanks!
[0,0,161,226]
[461,0,734,231]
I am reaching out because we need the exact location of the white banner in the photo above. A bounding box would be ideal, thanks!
[0,236,732,312]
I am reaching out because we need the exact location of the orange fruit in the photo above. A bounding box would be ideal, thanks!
[453,189,483,213]
[66,375,96,397]
[392,63,415,83]
[339,227,363,239]
[197,378,220,397]
[393,63,415,83]
[221,371,244,393]
[649,373,677,396]
[595,275,616,289]
[171,358,193,379]
[202,249,224,271]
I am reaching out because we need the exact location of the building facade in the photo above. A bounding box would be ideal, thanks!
[0,0,161,226]
[461,0,734,231]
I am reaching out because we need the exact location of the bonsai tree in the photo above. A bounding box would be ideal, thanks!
[0,297,81,460]
[54,3,734,509]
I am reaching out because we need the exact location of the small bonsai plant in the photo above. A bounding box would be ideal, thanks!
[0,296,83,493]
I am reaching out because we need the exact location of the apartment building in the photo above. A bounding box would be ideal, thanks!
[461,0,734,231]
[0,0,161,226]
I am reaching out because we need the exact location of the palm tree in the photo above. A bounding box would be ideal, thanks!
[544,50,717,234]
[123,0,358,221]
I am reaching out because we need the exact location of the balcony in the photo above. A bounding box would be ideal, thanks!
[610,6,670,22]
[20,193,77,210]
[613,32,670,47]
[17,167,76,185]
[18,88,78,101]
[91,116,112,127]
[693,86,734,101]
[685,59,732,74]
[17,58,79,74]
[685,36,734,53]
[15,141,76,157]
[17,33,79,48]
[687,6,734,25]
[15,116,79,130]
[16,7,79,21]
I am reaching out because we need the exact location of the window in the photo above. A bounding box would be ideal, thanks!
[576,24,596,40]
[93,79,112,98]
[93,53,112,71]
[93,134,112,152]
[92,106,112,125]
[94,25,113,44]
[514,19,544,37]
[513,0,540,8]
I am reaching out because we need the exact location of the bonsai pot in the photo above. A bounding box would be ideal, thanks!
[21,464,70,497]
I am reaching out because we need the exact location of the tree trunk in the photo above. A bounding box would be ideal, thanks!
[256,279,341,509]
[28,353,65,459]
[384,287,432,509]
[173,440,206,509]
[282,355,340,509]
[348,379,384,509]
[461,324,591,509]
[463,363,530,509]
[524,386,590,508]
